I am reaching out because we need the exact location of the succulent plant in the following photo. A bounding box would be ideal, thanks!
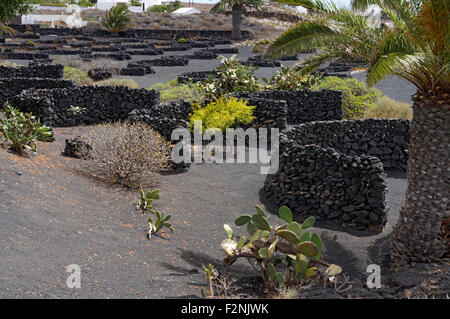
[221,205,340,289]
[137,186,174,239]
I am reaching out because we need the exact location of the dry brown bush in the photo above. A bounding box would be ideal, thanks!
[78,122,171,187]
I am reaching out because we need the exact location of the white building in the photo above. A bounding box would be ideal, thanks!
[96,0,163,12]
[21,5,87,28]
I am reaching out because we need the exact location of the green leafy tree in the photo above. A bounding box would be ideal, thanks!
[210,0,263,40]
[267,0,449,263]
[0,0,32,34]
[101,4,132,33]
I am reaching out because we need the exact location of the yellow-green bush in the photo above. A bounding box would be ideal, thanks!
[361,96,412,120]
[150,78,204,103]
[64,66,93,85]
[96,78,138,89]
[189,97,255,133]
[312,76,382,120]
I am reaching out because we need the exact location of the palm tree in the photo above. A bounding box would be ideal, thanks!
[101,4,132,33]
[210,0,263,41]
[266,0,449,263]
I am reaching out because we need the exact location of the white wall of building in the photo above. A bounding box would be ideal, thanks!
[21,13,88,28]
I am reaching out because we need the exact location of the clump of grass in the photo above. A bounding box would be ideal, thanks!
[0,60,20,68]
[64,66,93,85]
[150,78,204,103]
[96,78,138,89]
[362,96,413,120]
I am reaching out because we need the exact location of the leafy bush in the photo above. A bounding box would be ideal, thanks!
[148,0,181,13]
[312,76,382,120]
[137,187,174,239]
[222,205,341,290]
[0,103,52,154]
[177,37,187,44]
[362,96,412,120]
[129,0,141,6]
[150,78,204,103]
[64,66,93,85]
[78,122,171,187]
[101,4,132,33]
[77,0,94,7]
[264,66,323,91]
[189,96,255,133]
[202,55,262,98]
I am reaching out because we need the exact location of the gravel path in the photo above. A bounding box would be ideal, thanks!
[0,129,407,298]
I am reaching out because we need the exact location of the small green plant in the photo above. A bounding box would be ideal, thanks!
[137,187,174,239]
[312,76,382,120]
[101,4,132,33]
[27,40,36,46]
[202,55,262,98]
[177,37,187,44]
[189,96,255,134]
[263,66,323,91]
[200,264,219,298]
[68,105,85,117]
[222,205,341,290]
[0,103,52,154]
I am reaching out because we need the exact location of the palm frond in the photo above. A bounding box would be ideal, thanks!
[266,21,346,59]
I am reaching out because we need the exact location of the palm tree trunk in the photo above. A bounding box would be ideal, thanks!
[231,4,242,41]
[390,95,450,263]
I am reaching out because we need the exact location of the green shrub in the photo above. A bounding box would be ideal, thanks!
[0,103,52,154]
[150,78,204,103]
[101,4,132,33]
[129,0,141,6]
[264,66,323,91]
[77,0,94,7]
[177,37,187,44]
[202,55,262,98]
[63,66,93,85]
[222,205,341,290]
[148,0,180,13]
[189,96,255,133]
[312,76,382,120]
[362,96,413,120]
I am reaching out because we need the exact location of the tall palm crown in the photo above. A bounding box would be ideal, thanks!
[101,4,132,33]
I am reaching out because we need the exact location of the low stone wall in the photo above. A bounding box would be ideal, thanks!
[11,86,160,127]
[0,64,63,79]
[283,119,410,170]
[263,141,388,231]
[6,25,250,40]
[128,100,193,141]
[0,77,74,105]
[263,119,410,231]
[232,90,343,125]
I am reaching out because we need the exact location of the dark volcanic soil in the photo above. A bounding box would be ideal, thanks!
[0,127,409,298]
